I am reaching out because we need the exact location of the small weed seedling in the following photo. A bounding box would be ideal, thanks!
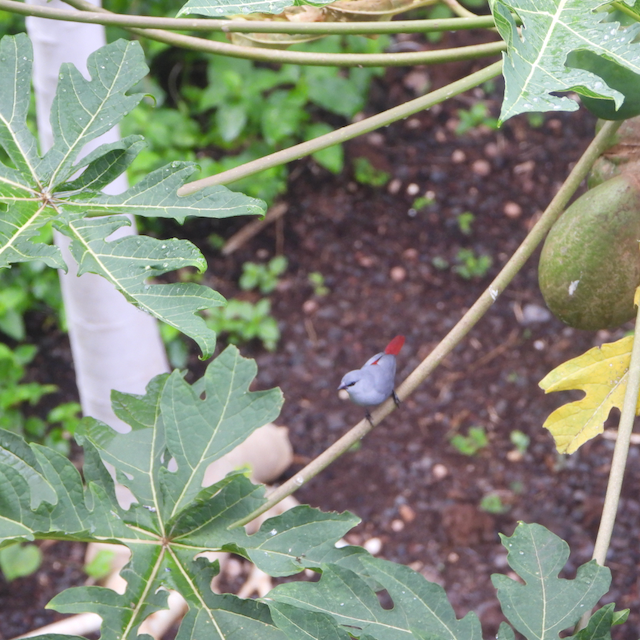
[450,425,488,456]
[0,542,42,581]
[240,256,288,294]
[453,248,493,279]
[480,493,511,514]
[510,429,531,454]
[353,157,391,187]
[206,299,280,351]
[455,102,499,135]
[456,211,475,235]
[308,271,329,296]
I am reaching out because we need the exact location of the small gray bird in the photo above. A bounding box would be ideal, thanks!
[338,335,404,423]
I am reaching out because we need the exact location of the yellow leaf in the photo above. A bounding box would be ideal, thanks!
[539,336,640,454]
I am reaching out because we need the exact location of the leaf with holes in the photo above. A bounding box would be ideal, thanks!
[491,0,640,122]
[0,347,364,639]
[267,555,483,639]
[0,34,265,357]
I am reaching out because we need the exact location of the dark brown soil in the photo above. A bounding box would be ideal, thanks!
[4,46,640,640]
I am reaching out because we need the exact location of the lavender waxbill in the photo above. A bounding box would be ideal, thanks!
[338,335,405,423]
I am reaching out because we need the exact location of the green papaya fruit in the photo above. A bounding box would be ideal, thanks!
[539,173,640,330]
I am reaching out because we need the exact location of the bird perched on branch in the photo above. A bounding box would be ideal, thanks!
[338,335,405,424]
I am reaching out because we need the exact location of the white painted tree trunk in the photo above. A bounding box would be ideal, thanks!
[26,0,170,433]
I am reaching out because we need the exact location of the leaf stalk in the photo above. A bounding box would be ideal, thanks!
[576,291,640,631]
[179,60,504,195]
[230,119,622,529]
[0,0,496,33]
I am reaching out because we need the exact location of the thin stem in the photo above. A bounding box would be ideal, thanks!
[179,60,504,196]
[230,119,622,530]
[611,1,640,21]
[57,0,505,67]
[442,0,478,19]
[575,290,640,631]
[0,0,496,33]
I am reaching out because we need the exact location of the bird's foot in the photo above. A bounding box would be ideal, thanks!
[392,391,401,407]
[365,410,375,427]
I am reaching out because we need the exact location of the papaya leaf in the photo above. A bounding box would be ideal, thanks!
[566,603,629,640]
[0,34,266,358]
[491,523,611,640]
[0,347,373,639]
[539,335,637,454]
[497,622,516,640]
[491,0,640,122]
[267,555,483,639]
[269,602,353,640]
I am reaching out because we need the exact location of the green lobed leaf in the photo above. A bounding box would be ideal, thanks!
[491,0,640,122]
[60,215,223,358]
[269,602,353,640]
[159,346,283,517]
[63,162,265,223]
[167,549,288,640]
[491,523,611,640]
[567,603,629,640]
[0,34,266,356]
[49,544,169,640]
[497,622,517,640]
[267,556,482,639]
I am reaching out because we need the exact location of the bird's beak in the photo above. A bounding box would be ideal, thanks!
[337,383,347,391]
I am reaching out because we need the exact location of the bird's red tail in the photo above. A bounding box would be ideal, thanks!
[384,335,405,355]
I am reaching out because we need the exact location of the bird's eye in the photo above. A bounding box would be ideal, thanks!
[347,382,356,387]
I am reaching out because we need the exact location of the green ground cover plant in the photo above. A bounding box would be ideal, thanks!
[0,0,639,638]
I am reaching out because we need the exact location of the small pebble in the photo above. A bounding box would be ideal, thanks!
[520,303,552,325]
[451,149,466,163]
[513,160,535,175]
[406,118,421,129]
[367,132,385,146]
[447,552,459,563]
[390,266,407,282]
[399,504,416,522]
[432,463,449,480]
[484,142,500,158]
[406,183,420,196]
[503,201,522,218]
[356,253,375,267]
[403,248,419,261]
[303,299,318,314]
[391,519,405,532]
[547,118,562,133]
[472,159,491,176]
[363,537,383,555]
[388,178,402,195]
[533,339,546,351]
[507,450,523,462]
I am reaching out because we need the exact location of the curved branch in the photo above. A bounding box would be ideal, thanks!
[0,0,497,33]
[179,60,504,195]
[230,119,622,529]
[55,0,504,66]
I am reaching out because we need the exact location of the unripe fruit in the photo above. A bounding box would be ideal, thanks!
[539,173,640,330]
